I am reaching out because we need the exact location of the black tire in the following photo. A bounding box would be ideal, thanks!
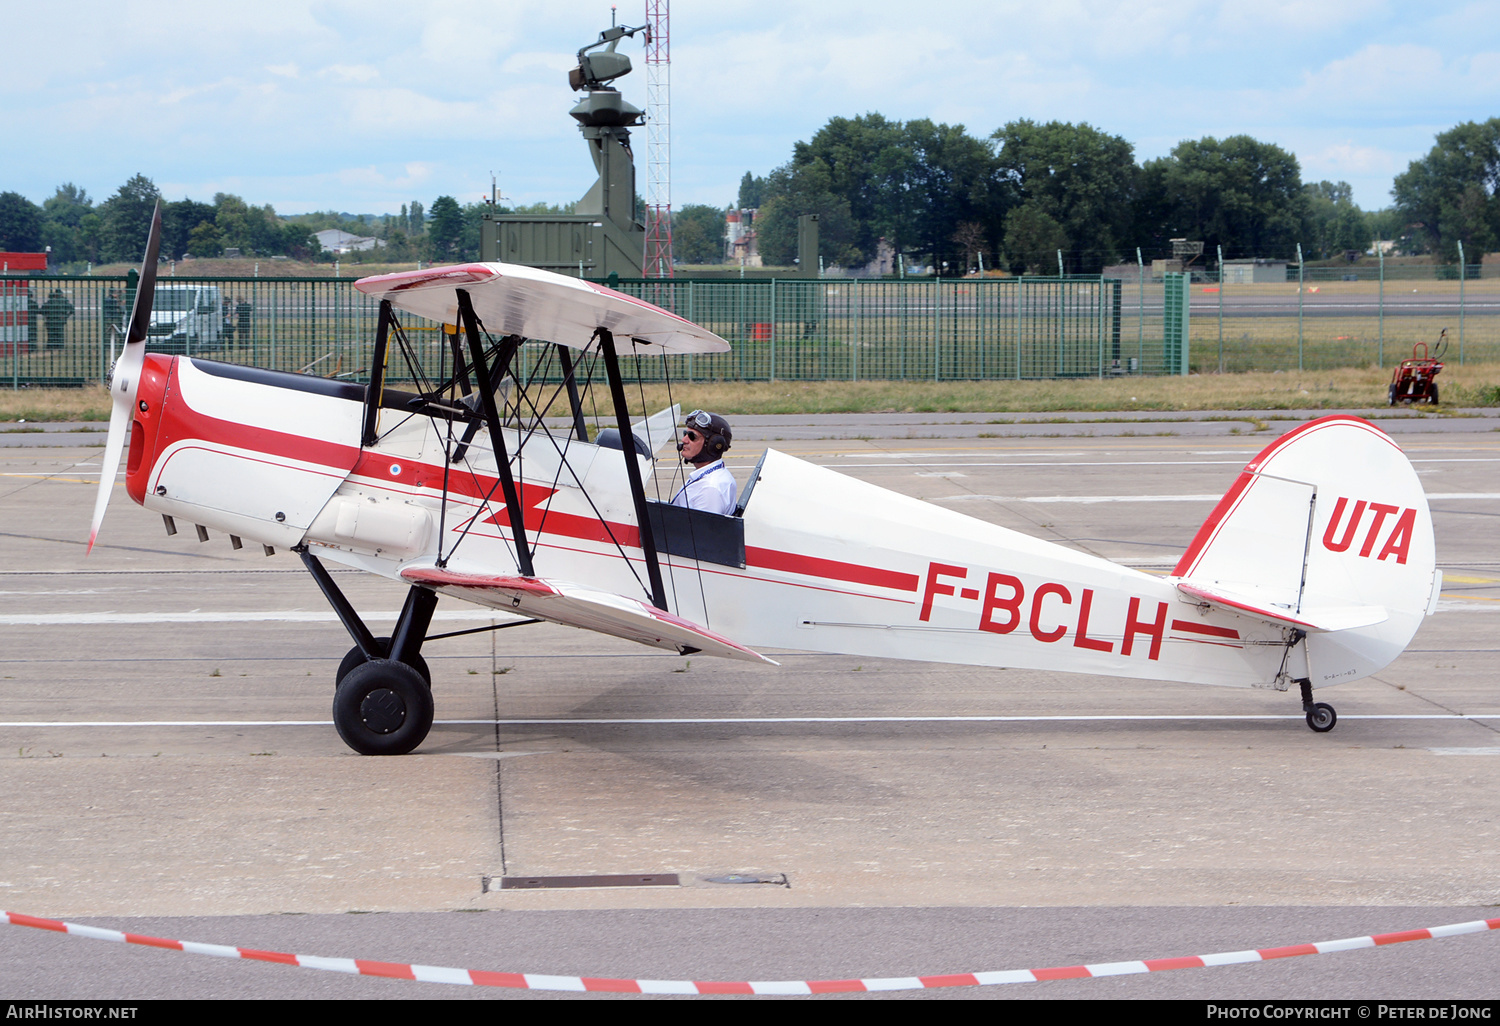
[1306,702,1337,733]
[333,660,434,756]
[337,636,430,687]
[1387,383,1398,406]
[1428,384,1439,405]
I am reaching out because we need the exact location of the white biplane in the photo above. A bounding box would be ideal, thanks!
[89,206,1441,755]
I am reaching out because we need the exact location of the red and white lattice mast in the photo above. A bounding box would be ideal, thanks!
[643,1,673,278]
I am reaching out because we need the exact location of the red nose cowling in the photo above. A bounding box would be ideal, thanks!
[125,354,174,506]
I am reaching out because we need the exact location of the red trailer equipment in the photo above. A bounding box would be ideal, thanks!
[1389,329,1447,406]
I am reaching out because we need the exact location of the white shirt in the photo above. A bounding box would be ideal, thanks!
[670,459,737,515]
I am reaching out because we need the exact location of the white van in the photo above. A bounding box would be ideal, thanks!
[148,285,224,353]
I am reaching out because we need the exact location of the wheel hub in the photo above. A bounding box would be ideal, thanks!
[360,688,407,733]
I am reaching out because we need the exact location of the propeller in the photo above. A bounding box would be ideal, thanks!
[88,200,162,554]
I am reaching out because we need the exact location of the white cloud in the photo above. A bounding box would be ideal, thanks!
[319,64,380,84]
[3,1,1499,215]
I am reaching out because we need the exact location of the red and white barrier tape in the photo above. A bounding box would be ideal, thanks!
[4,910,1497,994]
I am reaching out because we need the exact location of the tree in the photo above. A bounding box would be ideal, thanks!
[754,158,859,268]
[163,198,216,261]
[98,174,162,263]
[41,184,93,265]
[672,204,725,264]
[187,220,223,258]
[1003,203,1068,275]
[1392,118,1500,262]
[991,120,1136,274]
[951,221,989,273]
[1136,136,1305,259]
[426,196,463,260]
[1303,180,1371,260]
[756,113,1003,270]
[737,172,766,210]
[902,119,1006,273]
[0,192,45,253]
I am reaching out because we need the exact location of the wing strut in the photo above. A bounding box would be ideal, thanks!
[598,327,668,610]
[362,300,393,447]
[456,288,535,578]
[556,345,591,443]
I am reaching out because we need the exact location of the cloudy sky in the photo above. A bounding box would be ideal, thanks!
[3,0,1498,215]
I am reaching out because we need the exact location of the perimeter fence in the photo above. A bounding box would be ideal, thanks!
[1,269,1495,389]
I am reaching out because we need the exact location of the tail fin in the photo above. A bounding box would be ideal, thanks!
[1174,416,1438,684]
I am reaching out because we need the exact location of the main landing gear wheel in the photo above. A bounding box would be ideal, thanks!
[333,660,434,756]
[1306,702,1337,733]
[336,637,430,687]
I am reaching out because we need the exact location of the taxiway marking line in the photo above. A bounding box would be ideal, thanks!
[2,714,1497,728]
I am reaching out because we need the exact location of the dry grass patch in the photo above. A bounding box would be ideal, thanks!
[4,365,1498,422]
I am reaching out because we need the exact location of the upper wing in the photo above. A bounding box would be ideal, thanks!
[353,263,729,355]
[401,566,777,665]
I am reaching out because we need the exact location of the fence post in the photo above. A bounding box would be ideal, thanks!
[1217,244,1224,373]
[933,276,941,381]
[851,277,859,382]
[1136,248,1144,373]
[769,279,777,383]
[1014,278,1022,379]
[1296,242,1305,372]
[1377,246,1384,368]
[1458,240,1466,365]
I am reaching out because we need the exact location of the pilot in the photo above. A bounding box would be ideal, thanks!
[670,409,737,515]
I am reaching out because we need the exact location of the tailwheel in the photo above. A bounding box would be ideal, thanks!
[1305,702,1337,733]
[333,660,434,755]
[337,637,431,688]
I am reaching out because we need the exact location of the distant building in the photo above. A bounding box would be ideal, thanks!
[313,229,383,255]
[725,209,760,267]
[1221,258,1287,284]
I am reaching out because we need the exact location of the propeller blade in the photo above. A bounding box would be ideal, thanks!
[88,200,162,554]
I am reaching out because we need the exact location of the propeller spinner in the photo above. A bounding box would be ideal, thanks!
[88,200,162,553]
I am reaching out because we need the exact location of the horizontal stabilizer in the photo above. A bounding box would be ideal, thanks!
[401,566,777,664]
[1175,581,1387,633]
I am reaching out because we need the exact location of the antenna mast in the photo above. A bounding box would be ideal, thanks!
[643,0,673,278]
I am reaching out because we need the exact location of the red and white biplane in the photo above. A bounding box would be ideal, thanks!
[89,207,1440,754]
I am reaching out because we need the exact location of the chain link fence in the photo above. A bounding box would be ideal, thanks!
[2,269,1494,389]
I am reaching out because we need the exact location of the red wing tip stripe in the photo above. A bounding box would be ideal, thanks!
[3,910,1495,992]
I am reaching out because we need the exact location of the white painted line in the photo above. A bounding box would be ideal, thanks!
[2,713,1497,729]
[1428,747,1500,755]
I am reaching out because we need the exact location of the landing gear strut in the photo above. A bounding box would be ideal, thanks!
[297,546,439,755]
[1298,677,1337,733]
